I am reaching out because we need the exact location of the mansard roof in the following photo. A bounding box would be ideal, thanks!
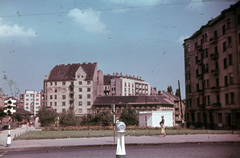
[93,95,173,106]
[47,62,97,81]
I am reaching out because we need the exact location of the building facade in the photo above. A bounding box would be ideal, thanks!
[93,95,177,126]
[183,2,240,129]
[43,62,103,116]
[103,73,151,96]
[20,90,42,116]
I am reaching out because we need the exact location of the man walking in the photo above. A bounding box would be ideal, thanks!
[160,115,166,137]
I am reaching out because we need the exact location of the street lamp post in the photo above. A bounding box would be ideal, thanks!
[4,98,16,147]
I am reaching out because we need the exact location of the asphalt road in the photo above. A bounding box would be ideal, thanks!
[1,143,240,158]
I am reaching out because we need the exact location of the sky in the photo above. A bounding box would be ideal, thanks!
[0,0,238,97]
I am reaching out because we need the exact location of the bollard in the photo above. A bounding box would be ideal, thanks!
[116,120,126,158]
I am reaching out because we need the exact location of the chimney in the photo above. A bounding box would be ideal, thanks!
[158,91,161,95]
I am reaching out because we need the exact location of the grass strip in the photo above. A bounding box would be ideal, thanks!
[14,129,240,140]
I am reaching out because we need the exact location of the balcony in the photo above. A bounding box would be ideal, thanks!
[197,59,203,65]
[210,37,218,44]
[198,104,205,109]
[211,69,219,76]
[197,74,203,79]
[211,86,220,92]
[196,45,202,51]
[212,103,221,107]
[210,53,218,60]
[197,89,204,95]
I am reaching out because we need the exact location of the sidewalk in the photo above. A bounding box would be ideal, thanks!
[0,126,240,152]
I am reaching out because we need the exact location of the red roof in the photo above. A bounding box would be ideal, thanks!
[47,62,97,81]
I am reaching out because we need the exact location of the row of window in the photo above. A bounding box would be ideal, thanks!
[50,101,91,107]
[186,112,224,124]
[186,92,235,107]
[50,94,92,100]
[48,81,91,86]
[186,73,233,94]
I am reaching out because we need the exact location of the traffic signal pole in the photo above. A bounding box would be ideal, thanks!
[7,116,11,146]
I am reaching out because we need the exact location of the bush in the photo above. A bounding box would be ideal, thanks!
[38,107,57,127]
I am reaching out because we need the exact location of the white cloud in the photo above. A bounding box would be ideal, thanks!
[185,0,203,11]
[68,8,109,34]
[0,18,36,37]
[177,35,190,43]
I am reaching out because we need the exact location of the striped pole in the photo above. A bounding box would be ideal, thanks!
[6,116,11,147]
[116,121,126,158]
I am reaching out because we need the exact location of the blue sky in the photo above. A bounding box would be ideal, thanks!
[0,0,237,97]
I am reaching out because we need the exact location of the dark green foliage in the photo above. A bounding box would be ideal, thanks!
[13,113,22,122]
[0,107,6,122]
[38,107,57,127]
[167,85,173,93]
[119,105,139,126]
[59,106,76,126]
[81,111,113,126]
[175,88,181,97]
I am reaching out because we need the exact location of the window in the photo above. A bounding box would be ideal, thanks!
[238,33,240,44]
[62,109,66,113]
[195,56,198,64]
[205,33,208,42]
[50,102,52,106]
[55,95,57,99]
[225,93,229,105]
[79,95,82,99]
[217,95,220,103]
[50,82,52,86]
[218,113,222,123]
[87,94,91,98]
[238,14,240,25]
[62,82,66,85]
[196,69,198,78]
[205,64,209,73]
[79,102,82,106]
[224,76,228,86]
[223,42,226,52]
[62,102,65,106]
[223,58,227,69]
[230,93,234,104]
[55,82,57,86]
[214,30,217,37]
[229,54,232,65]
[87,101,91,105]
[87,81,91,85]
[50,95,52,99]
[229,73,233,84]
[87,88,91,92]
[195,42,197,50]
[216,78,219,87]
[228,36,232,47]
[207,96,210,105]
[79,88,82,92]
[55,89,57,93]
[215,46,218,53]
[205,48,208,57]
[197,98,199,106]
[62,95,66,99]
[55,102,57,106]
[227,19,231,29]
[79,109,82,113]
[222,25,225,35]
[79,81,82,85]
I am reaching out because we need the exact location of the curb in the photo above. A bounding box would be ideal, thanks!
[1,141,240,152]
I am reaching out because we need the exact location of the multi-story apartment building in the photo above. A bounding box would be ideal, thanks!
[162,91,185,126]
[43,62,103,116]
[103,73,151,96]
[20,90,42,116]
[183,2,240,129]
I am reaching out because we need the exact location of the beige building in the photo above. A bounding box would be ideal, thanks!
[183,2,240,129]
[43,62,103,116]
[103,73,151,96]
[19,90,42,116]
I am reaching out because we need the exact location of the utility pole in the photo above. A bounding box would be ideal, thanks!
[112,104,116,143]
[178,80,184,126]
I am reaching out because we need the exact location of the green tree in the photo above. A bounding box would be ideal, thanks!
[13,113,22,122]
[167,85,173,93]
[38,107,57,127]
[119,105,138,126]
[80,113,94,126]
[0,107,6,123]
[94,110,113,126]
[59,106,76,126]
[175,88,181,97]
